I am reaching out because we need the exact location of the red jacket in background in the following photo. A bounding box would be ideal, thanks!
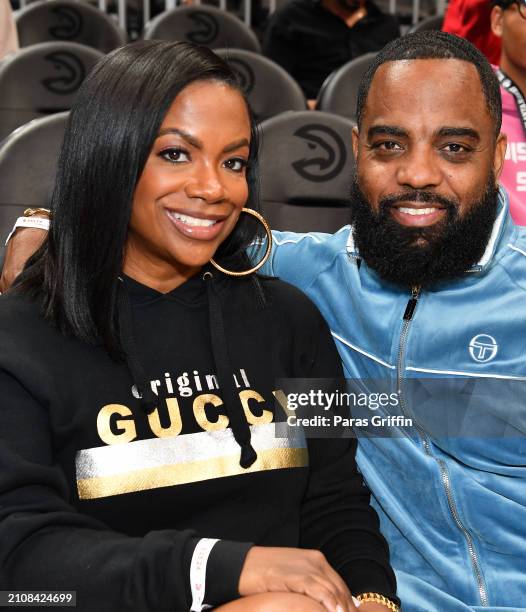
[442,0,501,64]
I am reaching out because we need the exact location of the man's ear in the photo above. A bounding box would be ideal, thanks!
[494,132,507,183]
[491,6,504,38]
[352,125,359,161]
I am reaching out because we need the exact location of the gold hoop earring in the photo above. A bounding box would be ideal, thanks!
[210,208,272,277]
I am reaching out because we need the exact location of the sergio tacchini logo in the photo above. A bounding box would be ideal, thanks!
[469,334,498,363]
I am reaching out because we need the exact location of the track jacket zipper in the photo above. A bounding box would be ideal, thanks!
[396,286,489,607]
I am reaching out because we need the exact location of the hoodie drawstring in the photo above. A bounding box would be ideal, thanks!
[203,271,257,469]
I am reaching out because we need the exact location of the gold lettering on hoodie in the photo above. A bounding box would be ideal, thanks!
[240,390,273,425]
[193,394,229,431]
[96,387,282,444]
[97,404,137,444]
[148,398,183,438]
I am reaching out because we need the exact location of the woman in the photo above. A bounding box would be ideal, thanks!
[0,41,398,611]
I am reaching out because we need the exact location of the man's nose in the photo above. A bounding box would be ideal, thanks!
[395,146,442,190]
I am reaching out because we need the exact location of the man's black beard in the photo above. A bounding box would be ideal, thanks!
[349,177,499,289]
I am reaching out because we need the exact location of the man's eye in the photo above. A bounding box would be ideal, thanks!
[160,148,190,163]
[224,158,247,172]
[443,143,469,153]
[373,141,403,151]
[443,142,471,153]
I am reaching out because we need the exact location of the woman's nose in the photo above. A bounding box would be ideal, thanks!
[184,165,226,203]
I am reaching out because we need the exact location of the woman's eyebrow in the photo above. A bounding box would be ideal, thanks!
[157,129,249,153]
[158,127,202,148]
[223,138,250,153]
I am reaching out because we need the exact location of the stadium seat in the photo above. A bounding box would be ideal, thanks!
[259,111,355,233]
[408,15,444,33]
[0,42,103,142]
[15,0,126,52]
[0,112,68,262]
[315,52,376,123]
[143,6,261,53]
[214,49,306,120]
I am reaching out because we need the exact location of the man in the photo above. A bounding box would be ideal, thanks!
[491,0,526,224]
[2,31,525,610]
[264,32,526,610]
[262,0,399,102]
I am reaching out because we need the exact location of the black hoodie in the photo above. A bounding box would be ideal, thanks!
[0,272,397,611]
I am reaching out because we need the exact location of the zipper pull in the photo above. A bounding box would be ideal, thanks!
[403,286,420,321]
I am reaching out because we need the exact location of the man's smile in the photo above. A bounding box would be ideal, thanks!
[389,203,447,227]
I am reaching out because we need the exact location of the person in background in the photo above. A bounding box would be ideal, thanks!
[0,0,18,60]
[491,0,526,224]
[263,0,399,104]
[442,0,501,63]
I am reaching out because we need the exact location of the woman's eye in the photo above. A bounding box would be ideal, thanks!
[160,148,190,163]
[224,157,248,172]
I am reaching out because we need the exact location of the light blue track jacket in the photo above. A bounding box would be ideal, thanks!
[262,189,526,611]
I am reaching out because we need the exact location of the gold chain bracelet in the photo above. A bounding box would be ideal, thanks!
[356,592,400,611]
[23,208,51,218]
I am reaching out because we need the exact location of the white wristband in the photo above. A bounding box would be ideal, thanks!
[189,538,219,612]
[5,216,50,246]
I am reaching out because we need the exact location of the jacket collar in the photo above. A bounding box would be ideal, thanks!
[346,186,511,273]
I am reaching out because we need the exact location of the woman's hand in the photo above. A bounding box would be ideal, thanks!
[238,546,359,612]
[0,227,46,292]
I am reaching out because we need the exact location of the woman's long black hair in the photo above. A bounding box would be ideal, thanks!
[15,40,265,357]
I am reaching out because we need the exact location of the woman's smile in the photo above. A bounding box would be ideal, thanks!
[165,208,227,240]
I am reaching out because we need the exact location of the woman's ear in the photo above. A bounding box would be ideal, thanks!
[491,6,504,38]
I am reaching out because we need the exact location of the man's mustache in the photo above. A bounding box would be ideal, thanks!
[379,191,459,211]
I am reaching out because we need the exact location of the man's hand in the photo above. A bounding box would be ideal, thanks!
[0,226,47,292]
[238,546,359,612]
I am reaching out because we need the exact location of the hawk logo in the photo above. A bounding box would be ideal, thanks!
[468,334,498,363]
[49,5,83,40]
[42,52,86,95]
[291,124,346,182]
[186,12,219,45]
[227,58,255,94]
